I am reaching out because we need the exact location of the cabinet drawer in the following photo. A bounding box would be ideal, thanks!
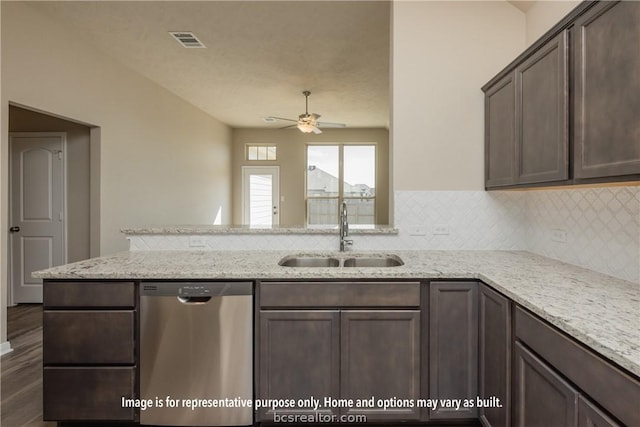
[260,281,421,308]
[43,367,136,421]
[515,306,640,426]
[44,281,135,308]
[44,311,135,364]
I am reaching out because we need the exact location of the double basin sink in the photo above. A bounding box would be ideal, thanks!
[279,254,404,268]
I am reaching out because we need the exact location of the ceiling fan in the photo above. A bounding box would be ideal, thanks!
[266,91,346,134]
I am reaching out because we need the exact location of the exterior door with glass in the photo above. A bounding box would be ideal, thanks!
[242,166,280,227]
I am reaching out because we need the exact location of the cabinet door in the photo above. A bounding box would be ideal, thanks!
[479,284,511,427]
[43,367,136,421]
[516,30,569,184]
[429,281,478,419]
[485,73,517,187]
[514,341,578,427]
[257,310,340,421]
[341,310,420,421]
[578,395,621,427]
[574,1,640,179]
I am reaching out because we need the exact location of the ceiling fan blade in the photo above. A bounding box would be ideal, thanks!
[279,124,298,130]
[268,116,298,123]
[316,121,346,128]
[312,126,323,134]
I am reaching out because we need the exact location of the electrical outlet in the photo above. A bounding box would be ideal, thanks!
[551,229,567,243]
[189,236,206,247]
[433,224,450,235]
[408,226,427,236]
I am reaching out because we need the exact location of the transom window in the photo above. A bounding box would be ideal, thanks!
[306,144,375,227]
[246,144,276,161]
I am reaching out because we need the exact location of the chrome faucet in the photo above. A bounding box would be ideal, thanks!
[339,202,353,252]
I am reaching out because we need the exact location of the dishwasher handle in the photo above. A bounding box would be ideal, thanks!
[177,296,212,304]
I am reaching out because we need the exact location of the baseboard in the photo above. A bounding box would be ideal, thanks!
[0,340,13,356]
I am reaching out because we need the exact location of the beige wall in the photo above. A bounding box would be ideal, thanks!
[525,1,581,46]
[1,2,233,343]
[392,1,526,191]
[232,128,389,226]
[1,1,232,254]
[9,106,93,264]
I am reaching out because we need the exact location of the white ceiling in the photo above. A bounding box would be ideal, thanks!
[30,1,391,129]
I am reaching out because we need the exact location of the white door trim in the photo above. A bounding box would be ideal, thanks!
[8,132,67,305]
[241,166,280,226]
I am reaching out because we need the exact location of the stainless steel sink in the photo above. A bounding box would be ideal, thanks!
[343,255,404,267]
[278,256,340,267]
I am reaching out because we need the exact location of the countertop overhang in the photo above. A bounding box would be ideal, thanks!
[34,249,640,378]
[121,225,399,235]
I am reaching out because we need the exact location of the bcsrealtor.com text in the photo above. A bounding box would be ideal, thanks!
[273,413,367,424]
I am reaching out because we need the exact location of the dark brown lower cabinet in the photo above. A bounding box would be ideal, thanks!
[341,310,421,421]
[578,395,621,427]
[514,340,623,427]
[43,367,136,421]
[515,306,639,426]
[257,281,422,423]
[429,281,478,420]
[257,310,340,421]
[257,308,421,423]
[42,280,138,422]
[478,284,511,427]
[514,341,578,427]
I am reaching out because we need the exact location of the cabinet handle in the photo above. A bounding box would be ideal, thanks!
[9,226,20,233]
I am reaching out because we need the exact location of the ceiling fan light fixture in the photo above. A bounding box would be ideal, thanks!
[269,91,344,133]
[297,122,316,133]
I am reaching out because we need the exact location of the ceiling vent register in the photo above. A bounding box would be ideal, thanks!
[169,31,206,48]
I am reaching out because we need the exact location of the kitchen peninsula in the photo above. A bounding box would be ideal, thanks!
[35,241,639,427]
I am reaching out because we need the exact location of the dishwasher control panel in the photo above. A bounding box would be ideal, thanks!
[141,281,252,297]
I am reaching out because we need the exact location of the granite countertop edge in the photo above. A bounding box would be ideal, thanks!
[33,249,640,377]
[121,225,398,235]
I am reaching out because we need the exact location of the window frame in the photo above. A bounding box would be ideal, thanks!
[245,143,277,161]
[305,143,377,227]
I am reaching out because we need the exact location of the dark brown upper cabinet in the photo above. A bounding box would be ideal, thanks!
[483,0,639,189]
[573,0,640,179]
[485,31,569,189]
[485,73,517,187]
[516,31,569,184]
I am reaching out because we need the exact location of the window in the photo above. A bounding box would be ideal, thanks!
[306,144,375,227]
[246,144,276,161]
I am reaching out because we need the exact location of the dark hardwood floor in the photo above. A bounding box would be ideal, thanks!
[1,304,55,427]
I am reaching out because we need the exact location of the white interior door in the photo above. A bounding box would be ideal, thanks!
[10,133,65,303]
[242,166,280,227]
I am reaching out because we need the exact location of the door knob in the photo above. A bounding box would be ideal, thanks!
[9,226,20,233]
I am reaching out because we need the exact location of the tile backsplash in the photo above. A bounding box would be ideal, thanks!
[128,186,639,283]
[386,187,639,283]
[523,186,639,283]
[355,191,527,251]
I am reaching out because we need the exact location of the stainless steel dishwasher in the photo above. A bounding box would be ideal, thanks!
[140,281,253,426]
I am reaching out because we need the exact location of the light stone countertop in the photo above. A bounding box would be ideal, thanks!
[33,250,640,377]
[121,225,398,235]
